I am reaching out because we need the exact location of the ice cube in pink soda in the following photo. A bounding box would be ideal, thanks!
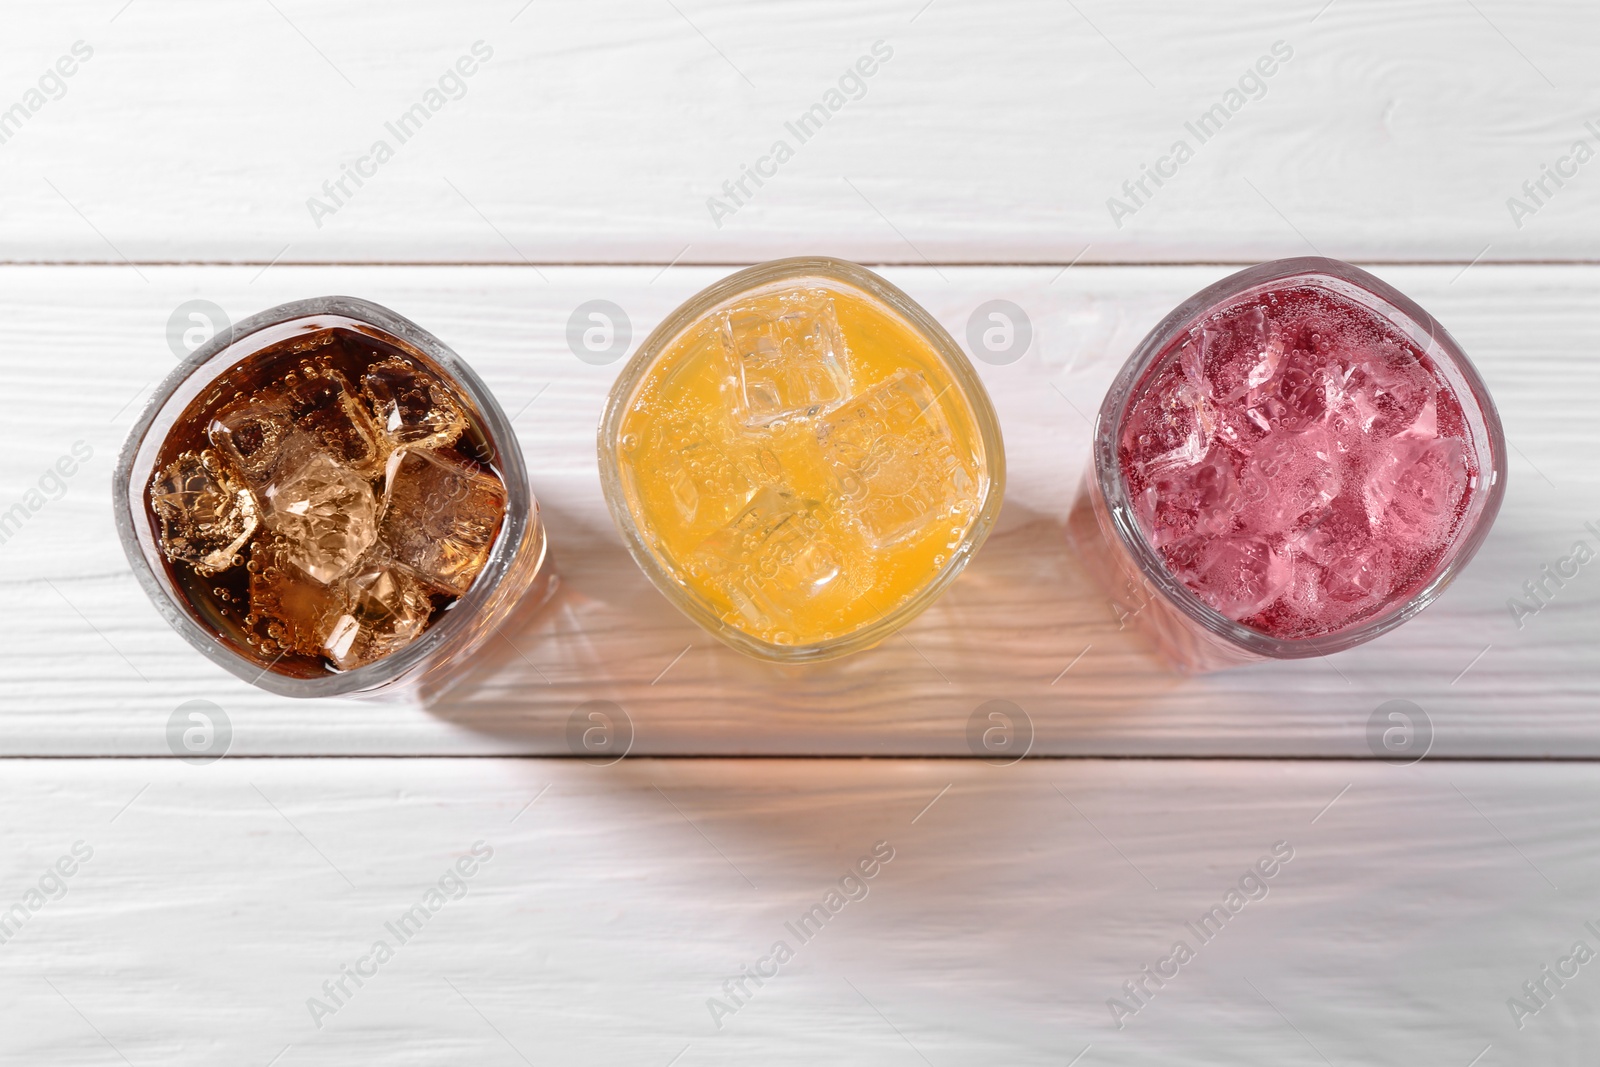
[1118,283,1482,640]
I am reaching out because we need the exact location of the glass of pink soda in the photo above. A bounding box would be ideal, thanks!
[1076,258,1506,671]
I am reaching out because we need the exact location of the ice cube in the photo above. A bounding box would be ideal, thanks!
[1322,542,1395,605]
[149,449,259,572]
[1167,534,1290,620]
[282,365,385,477]
[247,535,348,656]
[719,288,851,427]
[361,356,468,453]
[210,369,384,485]
[1366,436,1468,542]
[688,485,842,629]
[1291,495,1373,566]
[651,416,753,528]
[1237,429,1341,535]
[1396,394,1437,441]
[322,558,435,670]
[1277,347,1331,429]
[1137,446,1241,547]
[377,447,506,596]
[1202,304,1276,402]
[260,451,378,584]
[1282,557,1328,620]
[1246,345,1330,434]
[1122,362,1214,472]
[209,397,299,489]
[817,369,977,547]
[1333,342,1434,439]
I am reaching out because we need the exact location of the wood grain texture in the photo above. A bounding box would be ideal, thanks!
[0,757,1594,1065]
[2,4,1596,1061]
[0,263,1592,756]
[0,1,1596,263]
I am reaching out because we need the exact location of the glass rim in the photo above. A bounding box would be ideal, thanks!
[1091,256,1509,659]
[113,295,535,698]
[597,256,1008,663]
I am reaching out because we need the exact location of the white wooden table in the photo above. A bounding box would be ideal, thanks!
[3,2,1597,1062]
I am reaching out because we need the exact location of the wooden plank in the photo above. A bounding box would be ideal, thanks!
[0,263,1590,756]
[0,1,1594,262]
[0,756,1593,1064]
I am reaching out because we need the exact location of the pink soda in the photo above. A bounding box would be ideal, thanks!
[1082,259,1505,668]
